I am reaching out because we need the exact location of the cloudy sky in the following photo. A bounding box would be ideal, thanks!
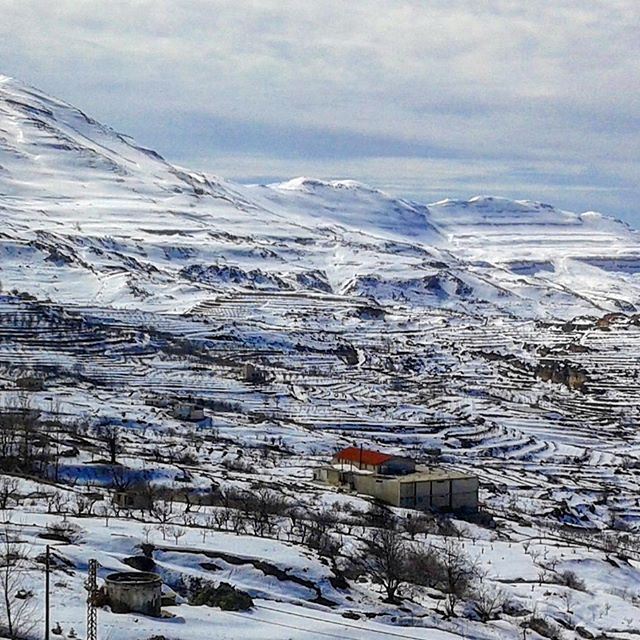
[1,1,638,223]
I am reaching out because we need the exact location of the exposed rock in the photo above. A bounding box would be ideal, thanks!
[536,360,588,391]
[123,555,156,572]
[189,578,253,611]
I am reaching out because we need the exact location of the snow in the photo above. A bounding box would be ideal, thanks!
[1,75,640,640]
[0,76,638,320]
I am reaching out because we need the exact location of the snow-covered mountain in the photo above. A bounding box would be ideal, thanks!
[1,75,638,319]
[3,76,640,640]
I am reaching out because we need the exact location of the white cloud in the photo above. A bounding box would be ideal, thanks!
[0,0,638,217]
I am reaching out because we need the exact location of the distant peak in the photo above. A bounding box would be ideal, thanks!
[271,176,385,196]
[431,195,561,213]
[271,176,327,190]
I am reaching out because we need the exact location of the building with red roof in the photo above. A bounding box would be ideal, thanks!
[332,446,415,475]
[313,446,479,513]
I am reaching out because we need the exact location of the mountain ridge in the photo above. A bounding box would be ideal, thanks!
[0,75,639,319]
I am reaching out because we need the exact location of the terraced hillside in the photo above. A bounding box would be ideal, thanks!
[1,290,639,528]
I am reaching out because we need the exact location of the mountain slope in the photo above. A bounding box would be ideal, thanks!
[0,74,639,319]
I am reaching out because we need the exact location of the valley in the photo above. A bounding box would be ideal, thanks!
[1,75,640,640]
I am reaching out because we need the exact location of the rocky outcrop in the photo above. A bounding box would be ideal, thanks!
[536,360,588,391]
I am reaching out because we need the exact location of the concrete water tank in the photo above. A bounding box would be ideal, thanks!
[105,571,162,617]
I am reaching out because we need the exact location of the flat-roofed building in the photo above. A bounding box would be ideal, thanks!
[171,401,205,422]
[314,446,478,512]
[352,467,478,511]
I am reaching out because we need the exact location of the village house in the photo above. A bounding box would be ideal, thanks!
[242,362,267,384]
[314,446,479,512]
[170,400,205,422]
[113,486,154,511]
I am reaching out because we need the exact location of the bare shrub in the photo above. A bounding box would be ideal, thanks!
[43,521,82,544]
[558,570,586,592]
[364,503,396,530]
[405,544,446,588]
[470,582,506,622]
[221,457,256,474]
[306,523,341,558]
[402,513,434,539]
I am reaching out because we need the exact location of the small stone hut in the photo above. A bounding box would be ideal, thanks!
[171,401,205,422]
[113,482,154,511]
[242,363,266,384]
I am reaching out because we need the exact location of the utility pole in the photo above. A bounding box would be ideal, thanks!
[44,545,50,640]
[85,559,98,640]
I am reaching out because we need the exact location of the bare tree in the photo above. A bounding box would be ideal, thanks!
[167,526,186,546]
[72,493,100,517]
[151,497,174,524]
[403,513,433,540]
[361,529,408,602]
[97,424,121,465]
[471,581,506,622]
[229,509,247,535]
[0,528,36,639]
[0,394,41,475]
[285,506,306,542]
[132,476,157,515]
[108,465,131,493]
[13,393,38,471]
[211,507,231,531]
[0,478,19,511]
[141,525,153,544]
[45,491,69,516]
[437,538,475,617]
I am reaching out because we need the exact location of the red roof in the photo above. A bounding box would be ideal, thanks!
[334,447,395,467]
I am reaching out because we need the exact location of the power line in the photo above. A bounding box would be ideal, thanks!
[223,610,352,640]
[241,603,446,640]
